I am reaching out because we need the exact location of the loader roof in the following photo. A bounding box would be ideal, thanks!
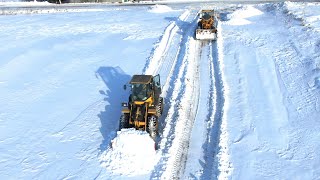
[201,10,214,13]
[201,10,214,17]
[129,75,153,84]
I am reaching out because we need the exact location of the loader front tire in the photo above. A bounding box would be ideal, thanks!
[119,114,129,130]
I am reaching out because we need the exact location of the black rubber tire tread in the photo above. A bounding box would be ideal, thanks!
[119,114,129,130]
[156,97,163,117]
[148,115,158,138]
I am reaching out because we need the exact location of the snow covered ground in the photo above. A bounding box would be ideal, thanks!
[219,3,320,179]
[0,4,183,179]
[1,1,320,179]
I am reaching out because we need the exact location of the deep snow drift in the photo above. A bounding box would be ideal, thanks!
[1,1,320,180]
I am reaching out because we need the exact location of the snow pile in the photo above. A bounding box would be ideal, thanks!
[227,5,263,25]
[148,5,173,13]
[99,129,157,176]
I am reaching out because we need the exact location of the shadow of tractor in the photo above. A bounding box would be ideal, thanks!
[96,66,131,151]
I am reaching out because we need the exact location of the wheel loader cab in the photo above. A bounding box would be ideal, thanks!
[129,75,154,103]
[202,12,211,20]
[131,83,150,101]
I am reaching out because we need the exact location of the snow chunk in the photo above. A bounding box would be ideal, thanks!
[99,129,156,176]
[148,5,173,13]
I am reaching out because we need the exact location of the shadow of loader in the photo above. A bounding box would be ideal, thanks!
[96,66,131,151]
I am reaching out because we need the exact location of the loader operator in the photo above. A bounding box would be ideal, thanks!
[132,84,147,101]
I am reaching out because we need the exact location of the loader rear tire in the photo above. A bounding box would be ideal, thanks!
[148,115,158,139]
[119,114,129,130]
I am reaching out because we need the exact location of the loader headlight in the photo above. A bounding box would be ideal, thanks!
[122,103,128,107]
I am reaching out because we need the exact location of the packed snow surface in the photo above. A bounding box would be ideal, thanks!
[1,1,320,179]
[0,5,182,179]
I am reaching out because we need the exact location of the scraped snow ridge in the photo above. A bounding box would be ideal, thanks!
[99,129,156,176]
[148,5,173,13]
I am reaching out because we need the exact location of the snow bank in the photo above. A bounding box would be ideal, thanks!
[99,129,156,176]
[148,5,173,13]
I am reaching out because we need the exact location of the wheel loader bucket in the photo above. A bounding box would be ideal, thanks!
[196,29,217,40]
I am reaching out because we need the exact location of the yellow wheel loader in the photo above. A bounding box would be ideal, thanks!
[119,74,163,139]
[196,10,218,40]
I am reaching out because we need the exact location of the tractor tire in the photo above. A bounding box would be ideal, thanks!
[148,115,158,139]
[156,97,163,117]
[119,114,129,130]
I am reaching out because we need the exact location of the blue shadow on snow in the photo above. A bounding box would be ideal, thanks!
[96,66,131,151]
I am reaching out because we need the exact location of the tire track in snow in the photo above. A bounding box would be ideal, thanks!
[200,22,231,180]
[143,10,190,76]
[143,9,193,142]
[200,43,223,179]
[150,12,201,179]
[182,40,213,179]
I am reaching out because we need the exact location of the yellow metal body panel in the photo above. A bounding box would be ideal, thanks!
[134,97,153,106]
[122,108,130,114]
[148,108,157,114]
[129,75,153,84]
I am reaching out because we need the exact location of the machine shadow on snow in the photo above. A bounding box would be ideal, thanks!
[96,66,131,151]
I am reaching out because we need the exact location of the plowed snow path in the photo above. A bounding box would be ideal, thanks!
[183,22,231,179]
[154,13,200,180]
[146,8,229,179]
[143,9,204,179]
